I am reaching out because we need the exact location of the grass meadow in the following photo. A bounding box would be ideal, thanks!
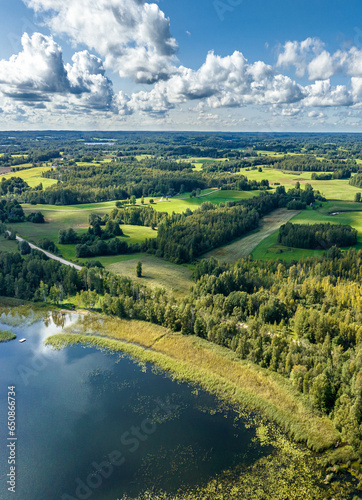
[2,165,57,188]
[106,254,194,296]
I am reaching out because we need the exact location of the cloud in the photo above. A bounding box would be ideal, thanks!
[307,51,336,81]
[277,37,324,77]
[0,32,69,97]
[303,80,352,107]
[118,51,305,117]
[277,38,362,82]
[308,110,325,119]
[0,33,114,111]
[23,0,178,83]
[66,51,114,110]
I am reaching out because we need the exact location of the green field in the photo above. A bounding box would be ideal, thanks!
[2,165,57,188]
[22,201,118,211]
[106,254,194,296]
[150,189,259,214]
[204,208,299,263]
[252,203,362,261]
[0,237,19,253]
[21,189,257,216]
[243,168,362,201]
[58,225,157,263]
[9,208,157,264]
[14,207,112,246]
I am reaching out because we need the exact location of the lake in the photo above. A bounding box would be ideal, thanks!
[0,309,273,500]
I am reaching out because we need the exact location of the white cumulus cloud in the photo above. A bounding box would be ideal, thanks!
[23,0,178,83]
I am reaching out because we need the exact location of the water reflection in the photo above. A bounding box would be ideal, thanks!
[0,310,273,500]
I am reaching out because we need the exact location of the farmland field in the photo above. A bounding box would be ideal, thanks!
[0,237,18,253]
[242,168,362,201]
[150,189,259,214]
[58,225,157,263]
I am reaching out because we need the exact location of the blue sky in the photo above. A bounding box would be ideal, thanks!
[0,0,362,131]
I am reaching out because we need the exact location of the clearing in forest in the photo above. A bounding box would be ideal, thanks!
[203,208,300,263]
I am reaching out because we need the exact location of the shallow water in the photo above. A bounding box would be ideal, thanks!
[0,310,273,500]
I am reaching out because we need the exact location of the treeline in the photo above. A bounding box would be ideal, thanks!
[349,173,362,188]
[0,177,29,195]
[76,238,140,258]
[107,206,167,228]
[278,223,357,249]
[59,219,123,245]
[23,157,271,205]
[146,203,260,263]
[0,199,25,223]
[268,155,358,174]
[60,186,320,263]
[29,159,209,204]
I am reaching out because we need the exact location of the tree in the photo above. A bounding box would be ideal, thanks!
[355,192,361,203]
[19,240,31,255]
[130,195,136,205]
[49,284,63,305]
[136,261,142,277]
[38,280,48,302]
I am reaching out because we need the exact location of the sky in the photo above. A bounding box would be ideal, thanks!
[0,0,362,131]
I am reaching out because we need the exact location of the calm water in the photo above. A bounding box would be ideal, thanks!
[0,310,273,500]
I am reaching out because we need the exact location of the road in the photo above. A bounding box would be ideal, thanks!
[7,232,82,270]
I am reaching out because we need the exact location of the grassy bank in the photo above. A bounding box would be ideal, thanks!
[46,315,339,453]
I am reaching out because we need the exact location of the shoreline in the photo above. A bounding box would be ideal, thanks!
[45,314,341,454]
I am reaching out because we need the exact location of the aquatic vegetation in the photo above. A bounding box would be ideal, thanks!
[117,425,357,499]
[0,329,16,342]
[46,316,339,453]
[44,313,360,496]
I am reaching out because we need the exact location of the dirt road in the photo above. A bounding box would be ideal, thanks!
[9,233,82,270]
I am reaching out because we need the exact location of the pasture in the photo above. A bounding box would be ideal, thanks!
[0,237,19,253]
[58,225,157,263]
[149,189,259,214]
[243,167,362,201]
[2,165,57,188]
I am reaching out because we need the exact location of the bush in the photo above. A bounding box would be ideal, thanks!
[27,212,45,223]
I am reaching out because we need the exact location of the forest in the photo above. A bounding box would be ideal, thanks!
[1,247,362,460]
[2,131,362,484]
